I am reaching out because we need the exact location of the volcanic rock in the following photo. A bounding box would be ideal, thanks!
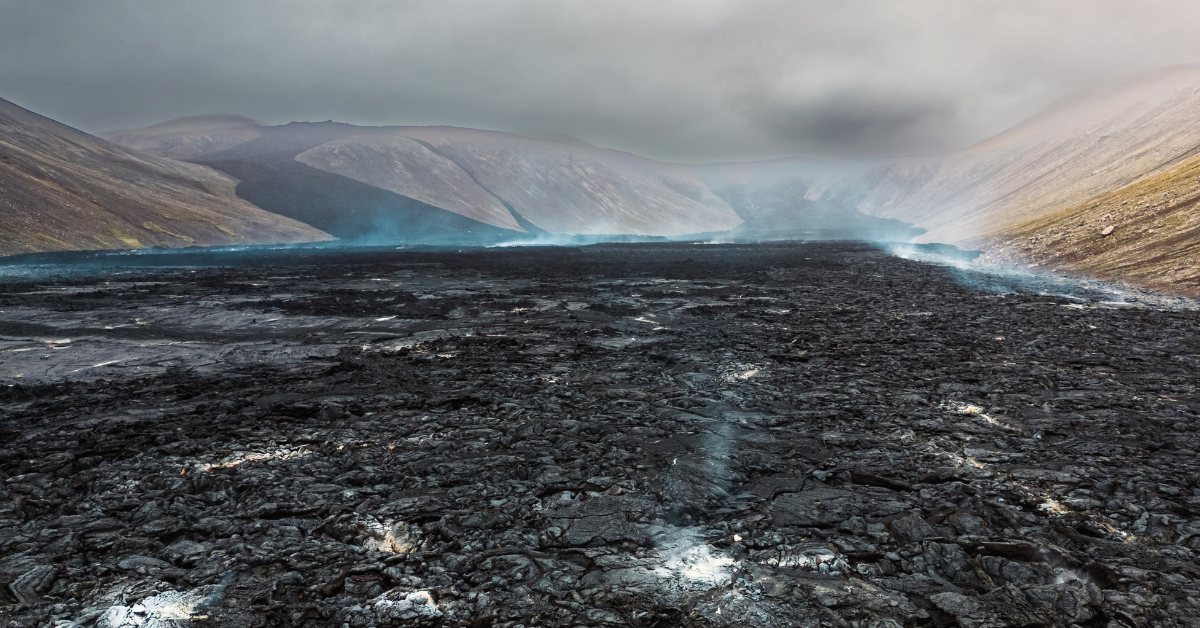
[0,241,1199,626]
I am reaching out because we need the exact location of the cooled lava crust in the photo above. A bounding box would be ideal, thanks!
[1,241,1199,627]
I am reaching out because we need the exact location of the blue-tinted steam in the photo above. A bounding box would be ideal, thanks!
[881,242,1200,311]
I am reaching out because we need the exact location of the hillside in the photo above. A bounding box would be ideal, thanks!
[690,66,1200,294]
[107,118,925,242]
[187,122,527,243]
[0,98,332,257]
[102,114,260,138]
[108,121,748,239]
[98,66,1200,287]
[389,127,741,236]
[100,115,263,161]
[695,68,1200,243]
[981,150,1200,295]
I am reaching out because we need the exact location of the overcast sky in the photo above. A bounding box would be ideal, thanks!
[2,1,1200,162]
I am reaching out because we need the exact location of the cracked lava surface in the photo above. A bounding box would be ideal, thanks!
[1,241,1200,627]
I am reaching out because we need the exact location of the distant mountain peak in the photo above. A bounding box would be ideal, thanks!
[282,120,358,127]
[100,114,259,139]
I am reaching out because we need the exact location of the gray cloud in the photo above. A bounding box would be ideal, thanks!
[2,0,1200,162]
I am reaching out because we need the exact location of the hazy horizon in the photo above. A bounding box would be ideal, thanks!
[4,1,1200,162]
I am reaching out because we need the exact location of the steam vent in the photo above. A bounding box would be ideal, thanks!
[3,242,1200,627]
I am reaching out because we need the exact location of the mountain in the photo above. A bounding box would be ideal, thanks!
[57,65,1200,292]
[716,201,926,243]
[700,67,1200,242]
[980,148,1200,295]
[169,121,527,243]
[690,66,1200,295]
[871,66,1200,246]
[690,158,923,242]
[381,127,740,236]
[0,99,332,257]
[107,120,751,240]
[968,69,1200,295]
[101,114,259,139]
[101,115,262,161]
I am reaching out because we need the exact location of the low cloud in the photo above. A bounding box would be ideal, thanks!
[2,0,1200,161]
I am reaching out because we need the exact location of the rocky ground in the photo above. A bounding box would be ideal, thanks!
[1,241,1200,628]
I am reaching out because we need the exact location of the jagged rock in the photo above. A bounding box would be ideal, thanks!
[338,589,443,626]
[888,513,938,544]
[979,555,1049,586]
[769,487,857,526]
[0,556,40,588]
[911,542,986,589]
[796,577,923,621]
[1022,579,1096,624]
[545,495,654,547]
[929,584,1045,628]
[2,242,1199,627]
[96,605,135,628]
[751,543,847,573]
[117,555,174,572]
[8,564,56,607]
[165,539,211,565]
[95,586,228,628]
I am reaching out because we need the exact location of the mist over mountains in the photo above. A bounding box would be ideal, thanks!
[105,121,826,242]
[2,65,1199,293]
[99,115,927,245]
[761,65,1200,294]
[723,66,1200,245]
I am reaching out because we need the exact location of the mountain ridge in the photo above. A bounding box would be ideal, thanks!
[689,66,1200,294]
[97,65,1200,293]
[0,98,332,257]
[112,121,756,238]
[106,120,916,241]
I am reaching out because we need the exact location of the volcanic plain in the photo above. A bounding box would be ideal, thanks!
[1,242,1199,627]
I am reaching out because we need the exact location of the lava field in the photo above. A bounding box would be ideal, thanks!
[2,241,1200,628]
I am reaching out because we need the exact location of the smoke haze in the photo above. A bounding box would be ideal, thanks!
[4,1,1200,161]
